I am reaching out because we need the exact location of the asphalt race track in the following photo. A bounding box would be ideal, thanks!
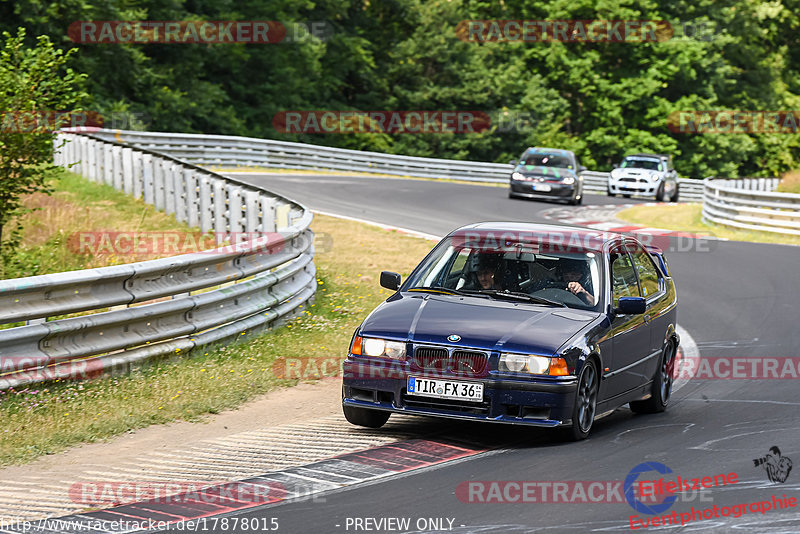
[132,174,800,533]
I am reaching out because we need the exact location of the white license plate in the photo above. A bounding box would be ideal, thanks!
[407,377,483,402]
[532,183,552,192]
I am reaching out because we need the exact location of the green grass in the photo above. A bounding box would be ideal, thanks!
[2,170,203,279]
[776,169,800,194]
[0,213,434,466]
[617,203,800,246]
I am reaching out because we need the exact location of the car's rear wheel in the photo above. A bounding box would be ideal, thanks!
[655,182,665,202]
[343,404,390,428]
[630,340,676,414]
[564,359,598,441]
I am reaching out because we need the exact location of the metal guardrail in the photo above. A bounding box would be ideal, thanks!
[89,129,706,201]
[702,178,800,235]
[0,132,316,390]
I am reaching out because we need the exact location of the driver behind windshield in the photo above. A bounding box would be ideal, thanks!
[464,255,502,290]
[559,259,595,306]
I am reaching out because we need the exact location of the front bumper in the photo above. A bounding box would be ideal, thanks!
[342,359,579,427]
[510,179,576,200]
[608,179,660,196]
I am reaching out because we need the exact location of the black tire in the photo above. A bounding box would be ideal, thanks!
[343,404,390,428]
[622,194,632,199]
[607,187,615,197]
[630,341,676,414]
[563,359,598,441]
[670,184,680,203]
[508,190,517,199]
[655,182,665,202]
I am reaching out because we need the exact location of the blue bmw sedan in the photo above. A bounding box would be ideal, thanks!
[342,222,679,440]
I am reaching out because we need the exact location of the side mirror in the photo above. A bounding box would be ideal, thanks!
[509,160,517,166]
[380,271,401,291]
[578,165,587,172]
[615,297,646,315]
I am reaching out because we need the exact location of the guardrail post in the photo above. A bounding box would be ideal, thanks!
[164,162,177,216]
[142,153,154,205]
[228,185,244,238]
[199,175,213,233]
[153,158,166,211]
[212,178,228,240]
[185,170,199,228]
[122,147,134,194]
[260,197,277,232]
[112,145,123,189]
[244,190,260,233]
[87,138,98,182]
[132,151,143,199]
[101,144,111,185]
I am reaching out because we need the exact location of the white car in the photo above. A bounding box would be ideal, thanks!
[608,154,679,202]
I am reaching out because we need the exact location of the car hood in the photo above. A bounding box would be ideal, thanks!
[359,293,599,356]
[514,165,576,179]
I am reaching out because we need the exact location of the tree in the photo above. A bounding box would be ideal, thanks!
[0,27,87,275]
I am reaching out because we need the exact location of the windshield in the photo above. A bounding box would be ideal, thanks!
[404,235,602,311]
[519,151,574,170]
[621,158,663,171]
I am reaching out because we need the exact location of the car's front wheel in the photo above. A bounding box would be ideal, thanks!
[564,359,598,441]
[630,340,676,414]
[670,183,680,203]
[655,182,666,201]
[343,404,390,428]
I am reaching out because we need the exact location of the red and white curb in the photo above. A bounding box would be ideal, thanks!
[2,439,489,534]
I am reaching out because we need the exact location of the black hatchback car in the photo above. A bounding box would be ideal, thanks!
[508,147,586,205]
[342,223,679,440]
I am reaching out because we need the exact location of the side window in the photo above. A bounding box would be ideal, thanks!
[632,246,662,298]
[610,249,640,305]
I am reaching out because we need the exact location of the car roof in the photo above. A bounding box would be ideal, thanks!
[524,147,576,156]
[625,153,671,160]
[448,222,629,252]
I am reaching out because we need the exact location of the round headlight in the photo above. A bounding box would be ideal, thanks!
[363,338,386,357]
[562,176,575,185]
[511,172,525,181]
[527,355,551,374]
[500,353,528,372]
[650,172,660,182]
[384,341,406,360]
